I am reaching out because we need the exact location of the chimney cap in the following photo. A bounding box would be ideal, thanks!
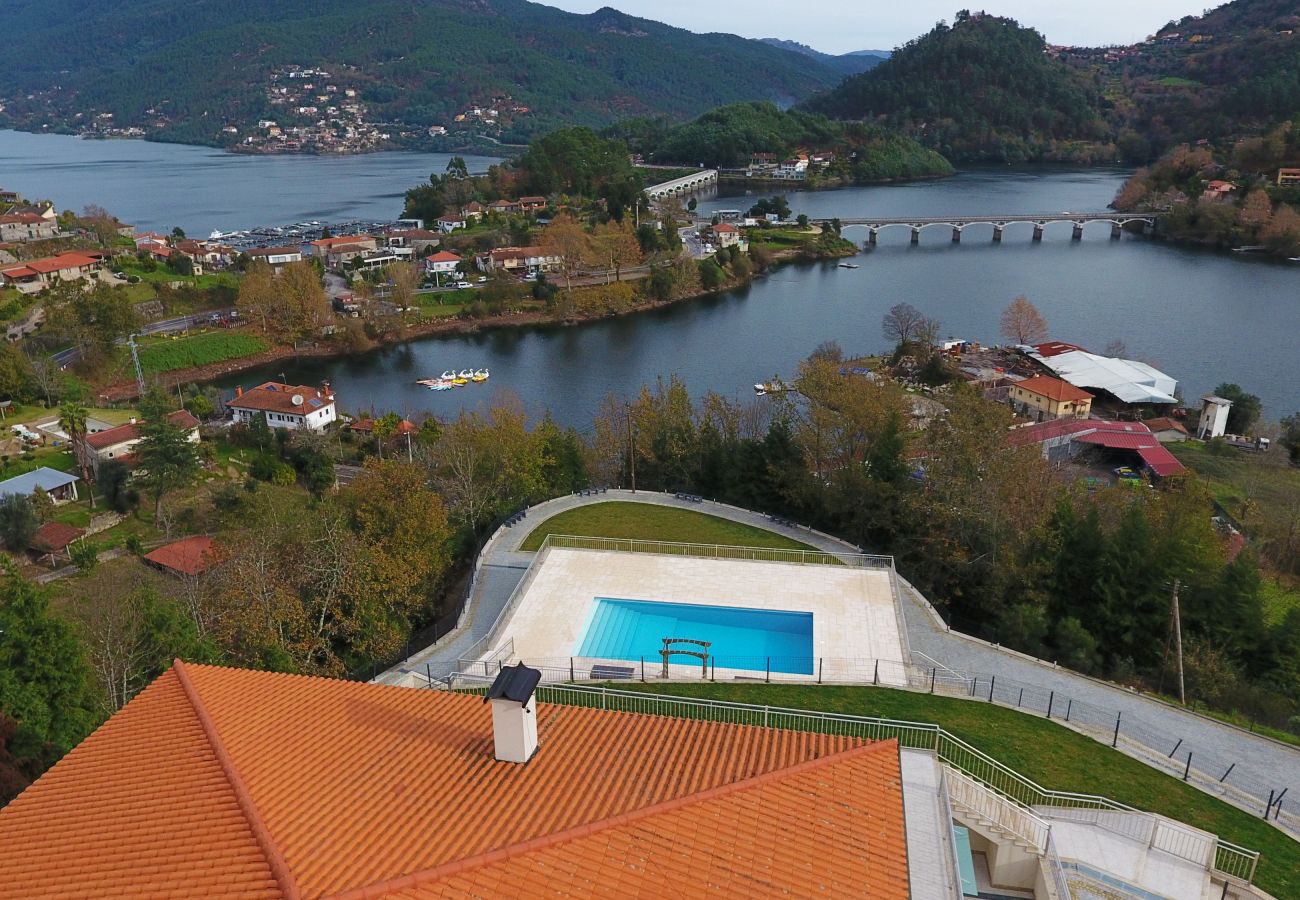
[484,663,541,705]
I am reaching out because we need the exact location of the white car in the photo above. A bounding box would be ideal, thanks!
[454,280,472,289]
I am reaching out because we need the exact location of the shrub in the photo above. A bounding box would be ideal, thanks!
[70,540,99,574]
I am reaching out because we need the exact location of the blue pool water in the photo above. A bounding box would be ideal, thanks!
[575,597,814,675]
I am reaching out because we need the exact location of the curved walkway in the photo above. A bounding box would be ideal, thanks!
[379,490,1298,833]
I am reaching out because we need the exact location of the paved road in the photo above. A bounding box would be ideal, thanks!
[379,489,1299,832]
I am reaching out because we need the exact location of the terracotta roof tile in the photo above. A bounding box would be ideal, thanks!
[0,664,907,899]
[1013,375,1093,403]
[144,535,221,576]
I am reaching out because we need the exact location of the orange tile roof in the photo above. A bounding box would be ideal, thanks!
[0,663,908,899]
[1014,375,1093,403]
[229,382,334,415]
[144,535,221,576]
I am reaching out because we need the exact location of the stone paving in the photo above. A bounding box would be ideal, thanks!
[378,490,1299,833]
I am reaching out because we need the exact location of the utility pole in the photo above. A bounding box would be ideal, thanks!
[1172,578,1185,705]
[127,333,145,398]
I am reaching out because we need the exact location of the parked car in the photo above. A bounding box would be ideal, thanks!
[454,280,472,289]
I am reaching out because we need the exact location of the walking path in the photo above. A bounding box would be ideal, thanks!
[378,490,1299,832]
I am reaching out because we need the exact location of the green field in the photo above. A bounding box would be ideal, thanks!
[519,501,817,552]
[136,331,267,374]
[609,683,1299,896]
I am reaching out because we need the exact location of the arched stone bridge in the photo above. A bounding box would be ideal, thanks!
[825,212,1160,245]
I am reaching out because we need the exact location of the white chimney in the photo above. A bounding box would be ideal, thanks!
[484,663,541,764]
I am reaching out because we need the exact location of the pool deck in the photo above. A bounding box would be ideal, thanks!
[493,548,908,686]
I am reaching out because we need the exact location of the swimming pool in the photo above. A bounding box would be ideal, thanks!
[575,597,814,675]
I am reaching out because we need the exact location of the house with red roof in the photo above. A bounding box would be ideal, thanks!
[0,660,1257,898]
[229,382,337,431]
[0,251,104,293]
[0,212,58,242]
[423,249,462,280]
[1008,375,1093,420]
[78,410,200,474]
[245,245,303,273]
[307,234,376,259]
[29,521,86,566]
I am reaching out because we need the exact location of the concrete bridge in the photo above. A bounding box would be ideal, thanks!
[825,212,1159,245]
[646,169,718,201]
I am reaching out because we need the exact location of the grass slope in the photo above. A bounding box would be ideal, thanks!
[519,501,816,552]
[136,332,267,375]
[611,683,1299,895]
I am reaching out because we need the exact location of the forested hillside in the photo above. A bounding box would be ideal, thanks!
[611,103,952,182]
[1100,0,1300,151]
[757,40,887,76]
[803,11,1113,163]
[0,0,841,146]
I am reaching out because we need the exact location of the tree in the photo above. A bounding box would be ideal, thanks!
[881,302,932,347]
[1212,383,1262,435]
[133,394,201,521]
[0,495,38,551]
[592,221,644,283]
[96,460,135,513]
[46,283,138,365]
[384,261,422,327]
[0,564,98,774]
[58,402,95,509]
[1238,189,1274,231]
[1260,204,1300,257]
[1000,296,1048,344]
[167,253,194,276]
[80,204,120,248]
[540,213,591,296]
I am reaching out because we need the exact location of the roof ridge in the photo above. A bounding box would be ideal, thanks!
[324,736,899,900]
[172,660,300,900]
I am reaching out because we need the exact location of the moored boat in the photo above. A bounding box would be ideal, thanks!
[472,369,490,383]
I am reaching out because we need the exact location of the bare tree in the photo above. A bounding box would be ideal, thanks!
[1103,339,1129,358]
[882,303,931,347]
[25,350,62,407]
[1000,296,1049,345]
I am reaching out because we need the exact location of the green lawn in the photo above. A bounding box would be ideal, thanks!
[608,683,1299,896]
[519,501,817,552]
[135,331,268,375]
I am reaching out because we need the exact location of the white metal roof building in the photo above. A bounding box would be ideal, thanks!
[1028,349,1178,405]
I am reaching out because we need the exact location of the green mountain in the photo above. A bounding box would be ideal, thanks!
[757,39,887,76]
[1101,0,1300,151]
[802,11,1112,163]
[0,0,843,147]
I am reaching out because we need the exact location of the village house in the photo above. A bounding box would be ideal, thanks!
[0,189,19,205]
[325,242,376,269]
[228,382,337,431]
[711,221,742,248]
[383,229,441,255]
[1277,168,1300,188]
[436,213,466,234]
[1008,375,1094,420]
[1200,180,1236,202]
[460,201,486,222]
[518,196,547,214]
[133,231,170,249]
[1144,416,1191,443]
[245,245,303,273]
[0,252,104,293]
[0,212,58,242]
[775,155,809,180]
[78,410,200,475]
[0,467,79,504]
[474,246,561,275]
[423,249,462,280]
[307,234,377,259]
[488,198,521,216]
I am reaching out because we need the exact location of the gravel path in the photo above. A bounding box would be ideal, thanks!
[377,489,1298,833]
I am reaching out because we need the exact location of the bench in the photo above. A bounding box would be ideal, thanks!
[590,664,635,680]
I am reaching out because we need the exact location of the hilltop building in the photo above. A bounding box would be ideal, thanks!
[228,382,336,430]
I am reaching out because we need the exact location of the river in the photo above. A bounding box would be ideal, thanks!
[1,132,1295,423]
[0,129,498,235]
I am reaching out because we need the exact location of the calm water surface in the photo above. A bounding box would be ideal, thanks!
[1,133,1295,423]
[0,129,497,234]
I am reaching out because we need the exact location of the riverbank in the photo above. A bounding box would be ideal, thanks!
[94,239,857,401]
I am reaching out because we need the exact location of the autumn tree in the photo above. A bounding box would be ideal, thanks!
[1260,204,1300,256]
[80,204,121,248]
[592,221,644,282]
[1237,189,1274,231]
[540,213,591,295]
[383,261,422,327]
[276,260,330,341]
[999,296,1048,345]
[235,261,276,333]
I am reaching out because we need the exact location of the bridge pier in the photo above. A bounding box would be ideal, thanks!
[992,225,1003,243]
[1033,223,1044,242]
[910,227,920,246]
[1072,222,1084,241]
[1112,222,1123,239]
[868,228,877,247]
[951,226,961,243]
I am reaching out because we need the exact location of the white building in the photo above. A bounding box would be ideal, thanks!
[79,410,200,475]
[423,250,462,280]
[1198,395,1232,440]
[228,382,337,430]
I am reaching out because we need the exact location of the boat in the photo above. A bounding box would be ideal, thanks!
[415,378,440,387]
[1233,245,1267,253]
[754,378,789,395]
[427,381,455,392]
[440,370,457,380]
[838,263,860,269]
[458,369,475,379]
[472,369,490,383]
